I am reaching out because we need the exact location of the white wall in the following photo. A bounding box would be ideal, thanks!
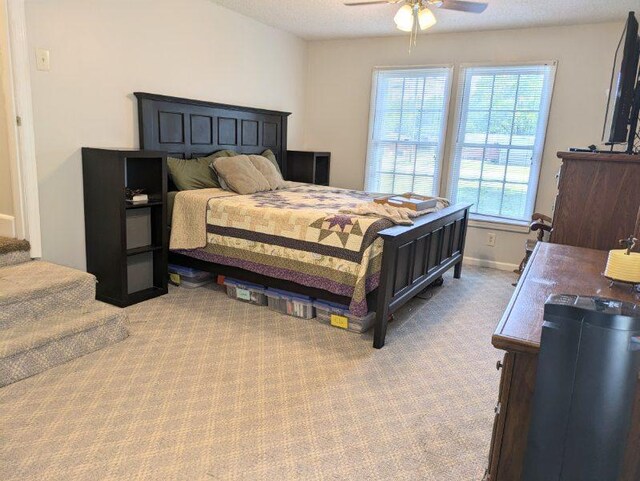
[24,4,624,270]
[25,0,307,269]
[304,22,622,268]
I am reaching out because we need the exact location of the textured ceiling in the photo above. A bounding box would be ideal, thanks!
[212,0,637,40]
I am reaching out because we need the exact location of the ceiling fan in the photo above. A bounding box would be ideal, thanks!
[344,0,488,49]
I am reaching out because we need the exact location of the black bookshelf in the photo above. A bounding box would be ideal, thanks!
[285,151,331,186]
[81,148,168,307]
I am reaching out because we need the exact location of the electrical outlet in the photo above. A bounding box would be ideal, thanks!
[487,232,496,247]
[36,48,50,71]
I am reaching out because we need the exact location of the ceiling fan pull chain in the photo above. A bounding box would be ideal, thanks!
[408,3,417,52]
[413,4,419,47]
[407,13,413,52]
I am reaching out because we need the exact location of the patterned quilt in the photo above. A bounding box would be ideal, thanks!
[174,184,393,316]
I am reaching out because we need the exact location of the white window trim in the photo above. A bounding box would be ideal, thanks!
[468,216,530,234]
[364,64,454,196]
[446,60,558,225]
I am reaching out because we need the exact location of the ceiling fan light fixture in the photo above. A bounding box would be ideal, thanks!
[393,4,414,32]
[418,7,436,30]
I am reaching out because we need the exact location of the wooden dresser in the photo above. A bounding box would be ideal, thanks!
[551,151,640,250]
[485,243,640,481]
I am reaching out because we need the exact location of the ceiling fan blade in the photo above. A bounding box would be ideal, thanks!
[439,0,488,13]
[344,0,399,6]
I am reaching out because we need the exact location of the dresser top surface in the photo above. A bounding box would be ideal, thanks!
[557,151,640,163]
[492,242,640,353]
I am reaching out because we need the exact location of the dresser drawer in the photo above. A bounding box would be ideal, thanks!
[485,352,515,480]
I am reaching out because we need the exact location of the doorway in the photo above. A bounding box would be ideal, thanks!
[0,0,41,256]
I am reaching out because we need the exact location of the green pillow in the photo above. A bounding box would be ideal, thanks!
[198,149,238,160]
[167,156,219,190]
[168,150,238,190]
[261,149,282,175]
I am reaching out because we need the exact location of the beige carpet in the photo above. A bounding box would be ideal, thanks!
[0,266,515,481]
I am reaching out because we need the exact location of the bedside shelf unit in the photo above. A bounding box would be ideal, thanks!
[82,148,168,307]
[286,151,331,186]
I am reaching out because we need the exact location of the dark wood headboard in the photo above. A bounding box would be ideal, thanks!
[135,92,291,177]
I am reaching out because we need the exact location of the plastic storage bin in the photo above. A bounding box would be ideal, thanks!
[314,300,376,333]
[223,278,268,306]
[266,289,315,319]
[169,264,212,288]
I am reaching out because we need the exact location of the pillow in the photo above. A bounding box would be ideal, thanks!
[167,156,220,191]
[210,155,271,195]
[192,149,238,186]
[195,149,238,161]
[248,155,286,190]
[261,149,282,175]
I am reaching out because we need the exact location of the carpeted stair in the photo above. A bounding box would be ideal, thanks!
[0,260,98,328]
[0,236,31,267]
[0,237,128,386]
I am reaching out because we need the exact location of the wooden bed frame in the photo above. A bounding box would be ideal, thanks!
[135,92,470,348]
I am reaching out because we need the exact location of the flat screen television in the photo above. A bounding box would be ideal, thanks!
[602,11,640,152]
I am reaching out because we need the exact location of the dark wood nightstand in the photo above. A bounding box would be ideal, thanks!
[81,148,168,307]
[285,151,331,185]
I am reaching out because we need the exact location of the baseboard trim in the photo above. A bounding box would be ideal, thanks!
[0,213,16,237]
[464,256,518,272]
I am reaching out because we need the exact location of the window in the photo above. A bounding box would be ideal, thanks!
[365,66,452,196]
[449,64,556,222]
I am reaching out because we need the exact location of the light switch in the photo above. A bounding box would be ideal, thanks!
[35,48,50,71]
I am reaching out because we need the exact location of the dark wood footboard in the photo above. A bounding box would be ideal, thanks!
[373,203,471,349]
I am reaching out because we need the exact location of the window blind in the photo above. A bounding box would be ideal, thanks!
[365,67,452,196]
[449,64,556,222]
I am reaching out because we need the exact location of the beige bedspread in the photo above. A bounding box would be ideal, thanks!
[170,188,236,250]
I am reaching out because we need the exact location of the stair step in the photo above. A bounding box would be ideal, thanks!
[1,302,126,358]
[0,302,128,387]
[0,237,31,268]
[0,236,30,255]
[0,261,97,327]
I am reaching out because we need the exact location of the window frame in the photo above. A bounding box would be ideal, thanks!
[364,64,454,196]
[447,61,558,224]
